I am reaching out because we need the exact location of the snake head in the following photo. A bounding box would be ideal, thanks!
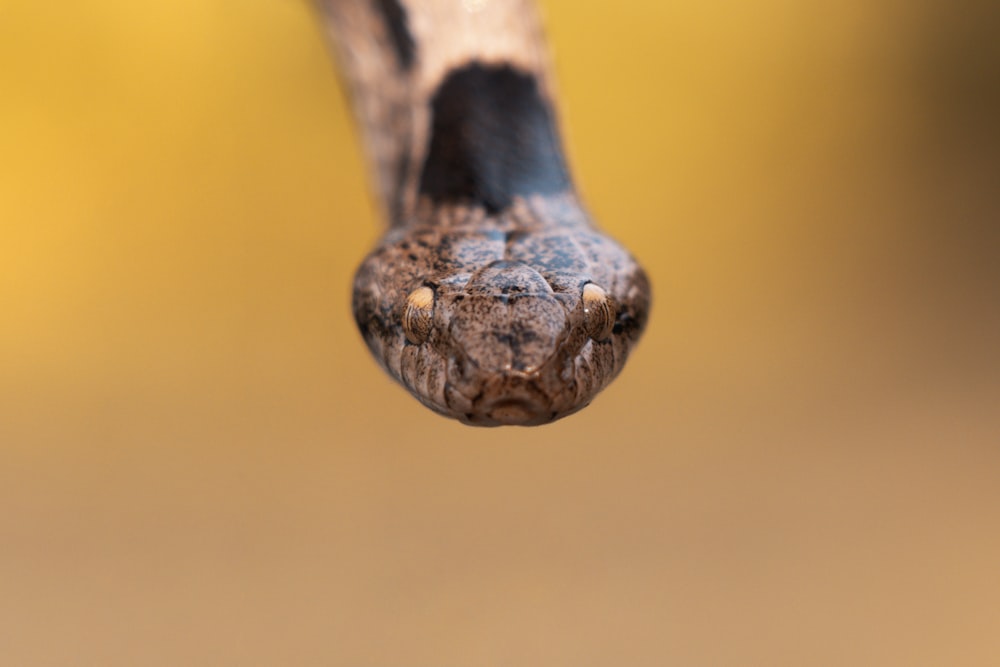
[352,207,649,426]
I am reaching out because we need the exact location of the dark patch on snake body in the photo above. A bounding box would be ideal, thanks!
[374,0,415,71]
[418,63,571,214]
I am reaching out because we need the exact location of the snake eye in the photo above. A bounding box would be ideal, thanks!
[403,286,435,344]
[582,283,615,341]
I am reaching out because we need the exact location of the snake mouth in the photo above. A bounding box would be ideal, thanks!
[459,375,555,426]
[477,398,551,426]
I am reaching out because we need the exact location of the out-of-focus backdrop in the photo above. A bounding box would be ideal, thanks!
[2,1,999,664]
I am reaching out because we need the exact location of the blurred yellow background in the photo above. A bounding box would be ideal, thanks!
[2,0,998,664]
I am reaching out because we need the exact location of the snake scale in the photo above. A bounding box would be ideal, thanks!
[314,0,650,426]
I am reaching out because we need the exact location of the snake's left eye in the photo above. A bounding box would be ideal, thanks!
[403,286,435,344]
[582,283,616,341]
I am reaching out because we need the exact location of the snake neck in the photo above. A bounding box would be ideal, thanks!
[315,0,575,225]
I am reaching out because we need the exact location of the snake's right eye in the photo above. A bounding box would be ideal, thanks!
[403,286,435,344]
[582,282,616,341]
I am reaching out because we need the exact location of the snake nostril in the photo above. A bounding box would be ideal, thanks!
[448,354,473,382]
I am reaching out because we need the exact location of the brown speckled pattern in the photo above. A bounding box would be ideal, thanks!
[316,1,651,425]
[353,195,650,425]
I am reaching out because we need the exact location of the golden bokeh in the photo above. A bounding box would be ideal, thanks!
[2,1,998,664]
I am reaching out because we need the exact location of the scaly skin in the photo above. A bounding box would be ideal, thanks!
[315,0,651,425]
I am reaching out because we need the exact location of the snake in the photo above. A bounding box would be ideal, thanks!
[314,0,650,426]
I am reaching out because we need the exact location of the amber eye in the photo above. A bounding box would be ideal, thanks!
[403,286,435,344]
[582,283,616,341]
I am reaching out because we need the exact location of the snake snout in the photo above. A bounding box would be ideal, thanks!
[468,376,553,426]
[481,398,550,426]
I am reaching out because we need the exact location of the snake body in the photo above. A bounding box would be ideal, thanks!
[315,0,650,426]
